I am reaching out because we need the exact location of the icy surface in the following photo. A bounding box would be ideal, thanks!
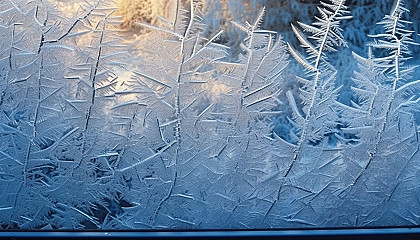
[0,0,419,230]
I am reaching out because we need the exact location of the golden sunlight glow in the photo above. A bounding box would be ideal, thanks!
[207,81,231,101]
[47,0,88,18]
[45,0,238,105]
[115,0,171,29]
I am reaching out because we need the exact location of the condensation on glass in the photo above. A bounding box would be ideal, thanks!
[0,0,419,230]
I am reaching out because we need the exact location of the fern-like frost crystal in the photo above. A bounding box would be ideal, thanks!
[0,0,419,230]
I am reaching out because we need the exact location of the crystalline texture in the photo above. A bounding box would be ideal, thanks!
[0,0,418,230]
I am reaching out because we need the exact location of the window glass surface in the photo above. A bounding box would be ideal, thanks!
[0,0,419,230]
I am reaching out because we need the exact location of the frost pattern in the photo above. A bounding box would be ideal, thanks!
[0,0,419,230]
